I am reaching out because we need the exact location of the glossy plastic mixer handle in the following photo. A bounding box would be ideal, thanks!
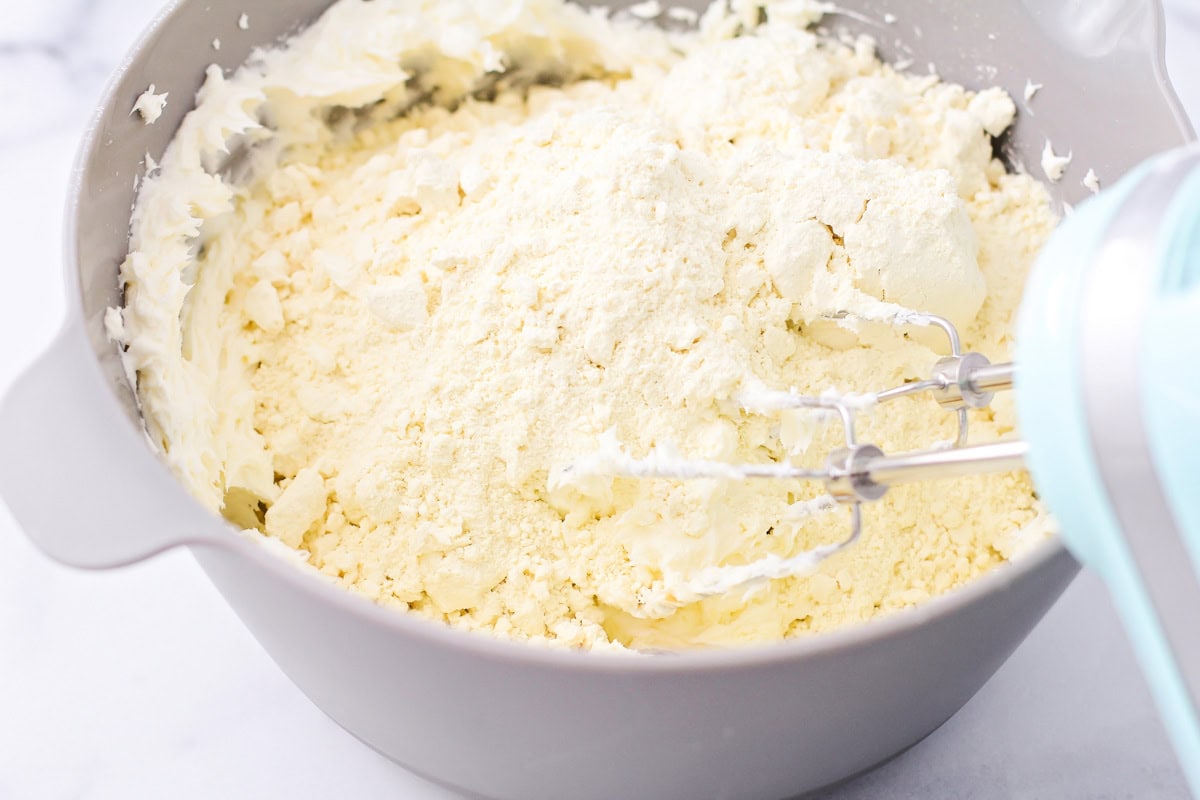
[1133,160,1200,795]
[1018,145,1200,796]
[0,317,222,568]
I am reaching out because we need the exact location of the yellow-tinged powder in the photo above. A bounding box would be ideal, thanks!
[112,0,1058,651]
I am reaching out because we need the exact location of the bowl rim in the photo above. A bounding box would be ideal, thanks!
[66,0,1191,675]
[198,513,1076,673]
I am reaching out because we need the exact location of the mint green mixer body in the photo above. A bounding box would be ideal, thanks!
[1018,145,1200,793]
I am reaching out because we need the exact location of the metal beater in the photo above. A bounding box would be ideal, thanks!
[603,308,1026,563]
[589,145,1200,788]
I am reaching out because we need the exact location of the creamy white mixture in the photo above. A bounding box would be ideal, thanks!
[110,0,1057,650]
[132,84,168,124]
[1041,138,1072,183]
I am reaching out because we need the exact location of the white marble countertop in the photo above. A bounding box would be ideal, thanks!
[1,2,1198,798]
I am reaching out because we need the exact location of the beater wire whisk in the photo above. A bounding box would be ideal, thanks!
[585,311,1028,558]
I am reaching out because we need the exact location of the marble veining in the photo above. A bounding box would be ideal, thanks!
[0,1,1197,798]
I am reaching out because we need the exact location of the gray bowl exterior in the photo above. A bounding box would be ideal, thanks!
[0,0,1193,798]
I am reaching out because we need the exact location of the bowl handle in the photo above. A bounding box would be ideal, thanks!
[0,317,224,568]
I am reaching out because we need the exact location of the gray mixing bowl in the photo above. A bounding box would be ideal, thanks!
[0,1,1193,798]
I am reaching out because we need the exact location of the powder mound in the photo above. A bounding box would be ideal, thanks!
[114,0,1058,651]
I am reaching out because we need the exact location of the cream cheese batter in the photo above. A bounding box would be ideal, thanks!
[110,0,1058,650]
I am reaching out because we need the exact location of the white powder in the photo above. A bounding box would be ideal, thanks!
[112,0,1057,650]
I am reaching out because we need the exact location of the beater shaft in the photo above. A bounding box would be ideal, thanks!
[966,362,1015,394]
[865,439,1027,484]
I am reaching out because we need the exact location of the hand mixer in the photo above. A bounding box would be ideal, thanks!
[588,145,1200,790]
